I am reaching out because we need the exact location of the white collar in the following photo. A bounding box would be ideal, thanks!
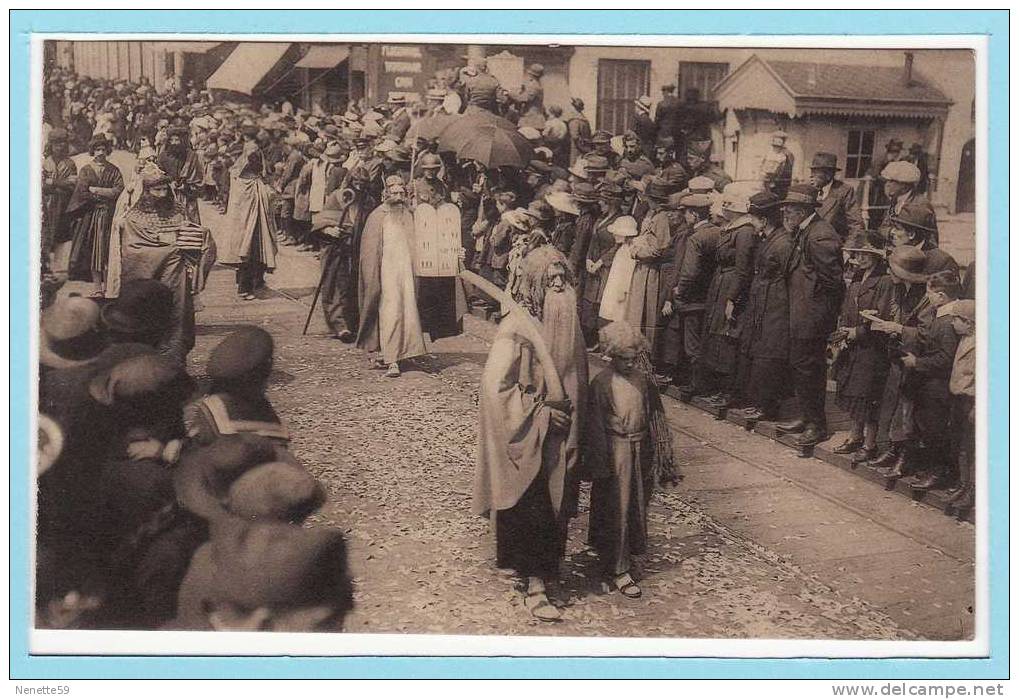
[798,212,817,232]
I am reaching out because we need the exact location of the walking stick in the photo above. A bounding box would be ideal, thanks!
[302,263,328,336]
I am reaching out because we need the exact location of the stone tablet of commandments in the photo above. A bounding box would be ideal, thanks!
[412,202,461,277]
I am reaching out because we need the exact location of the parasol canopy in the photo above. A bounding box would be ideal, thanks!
[405,112,459,143]
[438,112,533,169]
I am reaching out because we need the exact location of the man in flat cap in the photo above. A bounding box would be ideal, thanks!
[878,159,939,246]
[809,152,864,244]
[684,139,731,192]
[511,63,546,130]
[776,184,844,448]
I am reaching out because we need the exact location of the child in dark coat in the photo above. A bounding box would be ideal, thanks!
[831,232,894,464]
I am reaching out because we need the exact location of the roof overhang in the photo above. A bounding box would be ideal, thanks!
[295,44,350,70]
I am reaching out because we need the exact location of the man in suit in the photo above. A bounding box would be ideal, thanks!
[878,160,939,246]
[776,184,844,447]
[511,63,546,130]
[808,152,864,243]
[461,58,501,115]
[385,94,411,143]
[566,97,592,165]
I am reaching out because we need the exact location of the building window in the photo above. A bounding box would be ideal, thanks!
[846,129,875,179]
[596,59,650,134]
[678,61,729,102]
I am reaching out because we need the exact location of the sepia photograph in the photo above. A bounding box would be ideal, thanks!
[30,30,984,656]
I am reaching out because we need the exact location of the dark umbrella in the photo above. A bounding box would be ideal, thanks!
[405,112,459,143]
[455,126,534,169]
[437,111,518,153]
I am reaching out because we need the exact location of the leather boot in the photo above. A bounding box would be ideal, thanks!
[775,418,806,434]
[866,448,899,470]
[875,452,907,479]
[951,485,975,510]
[795,423,827,447]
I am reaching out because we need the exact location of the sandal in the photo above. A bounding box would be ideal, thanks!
[613,572,642,599]
[384,363,401,378]
[369,357,387,370]
[523,590,561,622]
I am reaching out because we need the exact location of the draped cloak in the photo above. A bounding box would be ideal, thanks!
[218,174,278,271]
[473,287,588,520]
[355,203,427,363]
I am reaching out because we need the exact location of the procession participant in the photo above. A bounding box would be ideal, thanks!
[66,133,124,289]
[625,177,676,351]
[829,231,894,464]
[809,152,864,244]
[596,215,640,326]
[356,176,427,378]
[566,97,592,165]
[313,167,377,342]
[774,184,844,448]
[731,192,792,421]
[878,160,939,246]
[695,185,758,405]
[221,144,278,301]
[760,130,794,200]
[511,63,546,130]
[580,183,626,347]
[111,166,215,363]
[888,201,958,276]
[42,128,78,275]
[410,153,448,206]
[156,126,204,224]
[586,321,660,598]
[632,96,657,159]
[473,245,588,622]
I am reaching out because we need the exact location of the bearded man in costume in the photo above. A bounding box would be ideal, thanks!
[109,164,216,364]
[156,125,204,224]
[356,176,427,378]
[473,245,588,622]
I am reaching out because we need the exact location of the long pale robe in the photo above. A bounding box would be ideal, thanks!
[585,368,654,576]
[218,174,278,270]
[356,203,427,363]
[598,240,638,323]
[473,288,588,520]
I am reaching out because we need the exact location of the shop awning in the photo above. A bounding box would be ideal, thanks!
[295,44,349,69]
[206,42,291,95]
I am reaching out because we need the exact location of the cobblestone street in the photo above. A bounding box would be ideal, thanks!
[191,202,974,640]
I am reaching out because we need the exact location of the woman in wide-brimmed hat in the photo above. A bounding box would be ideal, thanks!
[830,230,895,464]
[579,181,627,348]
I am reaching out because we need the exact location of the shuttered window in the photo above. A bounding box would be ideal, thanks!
[678,61,729,102]
[596,59,651,134]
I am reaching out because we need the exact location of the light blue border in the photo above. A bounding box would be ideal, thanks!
[10,9,1008,679]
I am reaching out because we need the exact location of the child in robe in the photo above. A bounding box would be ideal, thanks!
[585,321,658,600]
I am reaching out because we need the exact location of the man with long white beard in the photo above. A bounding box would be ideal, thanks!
[110,165,215,363]
[356,176,427,378]
[473,245,588,622]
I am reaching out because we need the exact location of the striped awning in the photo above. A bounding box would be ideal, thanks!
[206,42,290,95]
[295,44,349,69]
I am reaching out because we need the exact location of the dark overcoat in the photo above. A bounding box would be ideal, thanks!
[786,214,844,340]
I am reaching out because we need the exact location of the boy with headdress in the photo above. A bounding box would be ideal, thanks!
[473,245,588,622]
[585,321,666,599]
[66,134,124,288]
